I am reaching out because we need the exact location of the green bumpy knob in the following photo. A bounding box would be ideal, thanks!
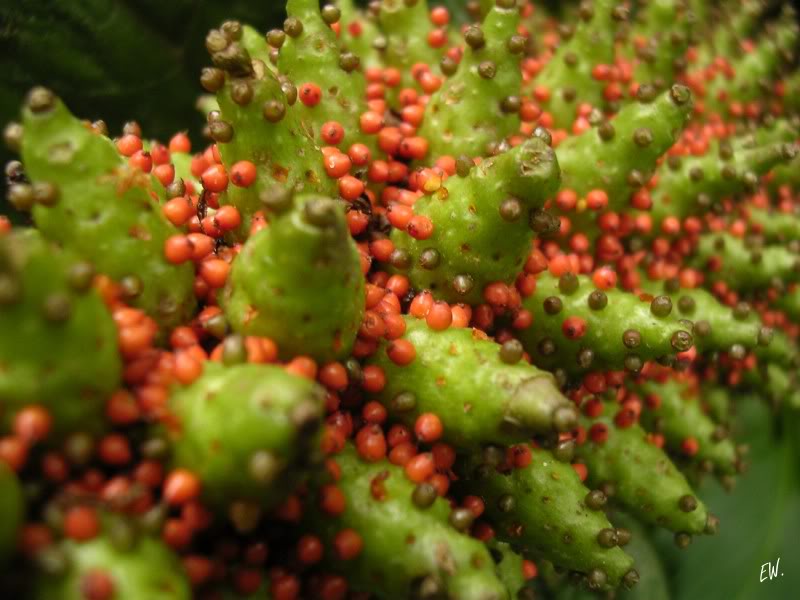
[691,232,800,293]
[211,51,335,229]
[648,137,798,233]
[459,447,638,590]
[390,137,560,304]
[534,0,627,129]
[640,275,787,366]
[278,0,369,150]
[33,519,191,600]
[164,362,325,513]
[377,0,442,91]
[630,0,695,87]
[222,194,365,362]
[519,272,693,375]
[636,379,738,476]
[0,229,120,439]
[576,404,711,536]
[418,1,522,159]
[553,85,693,241]
[304,444,510,600]
[366,317,578,449]
[19,89,196,330]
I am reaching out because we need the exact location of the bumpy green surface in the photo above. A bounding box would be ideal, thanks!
[306,445,509,600]
[214,60,335,228]
[278,0,368,149]
[460,448,636,588]
[391,137,560,304]
[554,86,692,238]
[20,95,196,330]
[418,2,521,158]
[640,276,790,366]
[34,524,191,600]
[691,232,800,292]
[334,0,382,69]
[519,272,693,374]
[165,362,325,511]
[748,205,800,242]
[631,0,695,87]
[378,0,441,89]
[577,405,709,535]
[534,0,623,128]
[0,463,23,564]
[222,194,364,361]
[0,230,120,438]
[636,379,737,475]
[702,11,798,114]
[367,317,576,449]
[695,0,764,65]
[776,284,800,321]
[487,540,529,598]
[649,139,798,232]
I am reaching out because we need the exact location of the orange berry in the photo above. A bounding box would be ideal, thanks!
[386,338,416,365]
[414,413,443,443]
[163,469,201,505]
[405,452,435,483]
[13,405,52,443]
[333,529,363,560]
[319,484,347,516]
[64,505,100,541]
[200,164,228,192]
[299,82,322,107]
[297,535,324,564]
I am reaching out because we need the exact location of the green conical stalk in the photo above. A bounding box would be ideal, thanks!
[518,272,694,375]
[213,53,335,229]
[702,11,798,115]
[576,403,710,535]
[279,0,369,149]
[458,448,638,589]
[418,1,522,159]
[534,0,625,128]
[631,0,695,87]
[554,86,692,240]
[334,0,382,69]
[636,379,738,475]
[378,0,442,90]
[747,206,800,243]
[366,317,578,449]
[222,194,364,362]
[33,516,191,600]
[0,230,120,439]
[694,0,765,65]
[390,137,560,304]
[691,232,800,292]
[19,91,196,329]
[639,275,784,365]
[304,444,509,600]
[163,362,325,512]
[649,140,798,233]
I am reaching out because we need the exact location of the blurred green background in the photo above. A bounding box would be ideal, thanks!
[1,2,799,597]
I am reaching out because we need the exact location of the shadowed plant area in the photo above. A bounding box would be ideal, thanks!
[1,0,800,599]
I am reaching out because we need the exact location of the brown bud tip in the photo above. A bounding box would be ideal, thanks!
[705,513,720,535]
[669,84,692,105]
[26,87,56,114]
[678,494,698,513]
[622,569,640,589]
